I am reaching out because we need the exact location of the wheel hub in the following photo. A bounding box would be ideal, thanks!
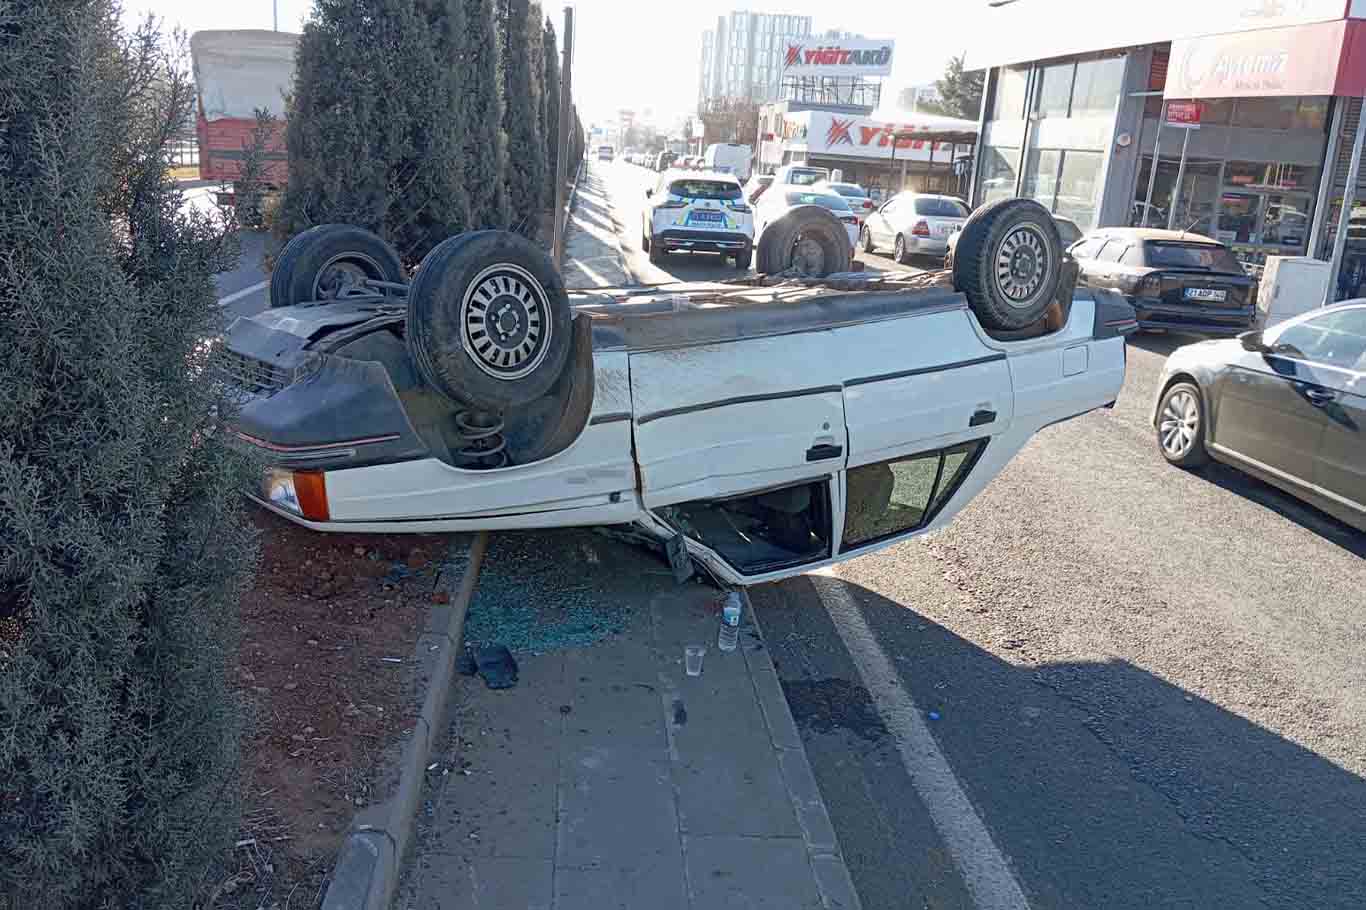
[792,235,825,276]
[1159,390,1200,457]
[995,224,1049,308]
[461,265,551,380]
[314,253,383,301]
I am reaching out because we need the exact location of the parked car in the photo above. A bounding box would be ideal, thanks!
[643,170,753,269]
[744,174,774,204]
[704,142,753,182]
[860,193,969,264]
[223,201,1134,586]
[1153,301,1366,532]
[654,151,677,172]
[1071,228,1255,335]
[771,164,830,188]
[816,181,876,221]
[597,145,614,161]
[756,188,860,252]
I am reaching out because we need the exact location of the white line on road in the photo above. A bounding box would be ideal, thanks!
[811,570,1032,910]
[216,279,268,307]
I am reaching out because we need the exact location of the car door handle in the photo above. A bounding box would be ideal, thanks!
[1304,387,1336,407]
[805,443,844,462]
[970,408,997,427]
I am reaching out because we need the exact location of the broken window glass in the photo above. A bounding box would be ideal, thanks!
[842,440,988,551]
[657,479,832,575]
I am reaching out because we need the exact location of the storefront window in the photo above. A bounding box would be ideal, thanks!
[1216,192,1262,244]
[979,145,1019,205]
[1233,97,1300,130]
[1294,98,1329,131]
[1199,99,1234,126]
[1070,56,1125,118]
[993,67,1028,121]
[1224,160,1318,192]
[1023,149,1061,207]
[1055,150,1104,230]
[1034,62,1074,119]
[1263,194,1313,248]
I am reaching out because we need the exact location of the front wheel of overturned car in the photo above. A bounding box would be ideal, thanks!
[756,204,851,277]
[406,231,572,412]
[733,247,753,270]
[1156,381,1210,468]
[952,198,1062,332]
[270,224,405,309]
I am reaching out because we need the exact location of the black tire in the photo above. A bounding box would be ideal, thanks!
[1156,381,1210,468]
[893,233,910,265]
[860,224,874,253]
[733,246,753,270]
[406,231,572,412]
[756,204,851,277]
[648,236,665,264]
[951,198,1063,332]
[641,229,651,252]
[269,224,404,309]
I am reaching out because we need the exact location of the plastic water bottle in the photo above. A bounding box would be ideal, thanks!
[718,592,742,652]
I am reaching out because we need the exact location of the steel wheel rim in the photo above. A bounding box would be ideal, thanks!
[460,262,552,381]
[895,235,905,260]
[313,251,384,301]
[791,234,826,276]
[994,223,1050,308]
[1159,389,1200,457]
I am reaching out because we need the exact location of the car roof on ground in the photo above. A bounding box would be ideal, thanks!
[1089,227,1222,244]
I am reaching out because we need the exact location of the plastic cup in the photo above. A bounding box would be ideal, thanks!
[684,645,706,677]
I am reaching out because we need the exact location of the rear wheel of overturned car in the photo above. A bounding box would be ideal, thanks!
[269,224,404,309]
[733,246,753,271]
[952,198,1062,332]
[1156,381,1210,468]
[406,231,572,412]
[756,204,852,277]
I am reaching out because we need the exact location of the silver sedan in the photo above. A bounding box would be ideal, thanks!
[1153,301,1366,532]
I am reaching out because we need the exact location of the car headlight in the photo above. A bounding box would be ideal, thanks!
[263,469,330,521]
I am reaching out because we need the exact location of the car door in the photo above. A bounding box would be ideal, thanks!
[1293,307,1366,522]
[629,329,845,579]
[869,196,900,246]
[1206,320,1334,486]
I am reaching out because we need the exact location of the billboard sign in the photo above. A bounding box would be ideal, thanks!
[1168,19,1347,98]
[783,38,895,78]
[1164,100,1203,128]
[801,112,971,161]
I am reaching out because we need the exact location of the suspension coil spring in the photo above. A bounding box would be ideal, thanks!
[453,409,509,469]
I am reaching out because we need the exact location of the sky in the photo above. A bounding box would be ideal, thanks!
[123,0,976,128]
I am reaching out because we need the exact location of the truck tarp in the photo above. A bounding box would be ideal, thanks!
[190,30,298,121]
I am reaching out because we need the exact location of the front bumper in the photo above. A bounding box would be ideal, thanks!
[1131,300,1255,336]
[656,229,752,255]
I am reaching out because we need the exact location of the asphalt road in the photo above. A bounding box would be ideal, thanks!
[601,159,921,284]
[179,183,271,317]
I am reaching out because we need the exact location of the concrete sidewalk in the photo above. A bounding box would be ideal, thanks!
[561,162,633,288]
[397,530,860,910]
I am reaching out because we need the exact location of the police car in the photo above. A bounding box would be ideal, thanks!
[642,170,754,270]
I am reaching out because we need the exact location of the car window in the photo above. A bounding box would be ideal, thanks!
[1120,244,1146,266]
[1272,308,1366,370]
[785,191,853,211]
[880,197,901,215]
[1071,236,1106,259]
[1096,240,1127,263]
[842,440,987,551]
[786,168,827,186]
[668,179,741,200]
[826,183,866,198]
[657,478,832,575]
[1144,241,1243,272]
[913,197,970,218]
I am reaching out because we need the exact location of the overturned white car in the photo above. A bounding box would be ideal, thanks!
[221,200,1136,586]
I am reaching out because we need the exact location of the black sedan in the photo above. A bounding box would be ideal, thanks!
[1071,228,1254,336]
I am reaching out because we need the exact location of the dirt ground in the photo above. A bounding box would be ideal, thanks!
[214,509,448,910]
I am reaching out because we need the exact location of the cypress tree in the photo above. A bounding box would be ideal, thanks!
[463,0,511,229]
[543,16,561,203]
[278,0,470,264]
[0,5,255,906]
[500,0,546,233]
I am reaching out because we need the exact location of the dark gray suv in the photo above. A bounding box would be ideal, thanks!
[1153,301,1366,532]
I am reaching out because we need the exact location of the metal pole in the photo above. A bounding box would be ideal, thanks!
[1328,95,1366,304]
[889,136,897,194]
[273,0,278,31]
[1308,96,1346,258]
[552,7,574,265]
[1142,102,1165,227]
[1166,126,1191,231]
[927,140,935,192]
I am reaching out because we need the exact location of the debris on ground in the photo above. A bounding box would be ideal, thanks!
[472,645,519,690]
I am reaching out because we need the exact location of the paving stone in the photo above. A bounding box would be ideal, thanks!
[557,749,680,866]
[684,835,825,910]
[411,855,552,910]
[553,851,687,910]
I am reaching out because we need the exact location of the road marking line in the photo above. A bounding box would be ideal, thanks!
[811,571,1032,910]
[217,279,268,307]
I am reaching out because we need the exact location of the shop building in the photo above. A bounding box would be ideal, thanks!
[965,0,1366,299]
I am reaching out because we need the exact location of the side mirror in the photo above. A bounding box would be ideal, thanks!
[1239,329,1269,353]
[645,189,653,198]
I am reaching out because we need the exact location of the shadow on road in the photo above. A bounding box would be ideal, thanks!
[755,575,1366,909]
[1127,331,1201,358]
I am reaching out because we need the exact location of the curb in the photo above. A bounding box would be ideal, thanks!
[321,531,489,910]
[741,590,865,910]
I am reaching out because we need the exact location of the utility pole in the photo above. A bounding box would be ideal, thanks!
[272,0,278,31]
[552,6,574,265]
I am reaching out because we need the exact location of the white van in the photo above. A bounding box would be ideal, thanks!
[703,143,752,182]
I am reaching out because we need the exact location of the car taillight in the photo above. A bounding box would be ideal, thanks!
[840,214,858,224]
[265,469,330,522]
[862,200,874,210]
[912,220,931,237]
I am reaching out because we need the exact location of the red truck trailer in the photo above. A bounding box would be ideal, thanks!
[190,30,296,202]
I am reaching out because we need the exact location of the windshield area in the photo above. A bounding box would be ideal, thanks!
[785,191,852,212]
[1144,241,1243,272]
[669,180,742,201]
[913,197,970,217]
[826,183,867,198]
[786,168,827,186]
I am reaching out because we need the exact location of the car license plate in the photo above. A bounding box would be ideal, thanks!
[1184,287,1227,301]
[934,224,952,237]
[690,210,722,224]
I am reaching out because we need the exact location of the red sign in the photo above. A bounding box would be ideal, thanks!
[1165,101,1202,126]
